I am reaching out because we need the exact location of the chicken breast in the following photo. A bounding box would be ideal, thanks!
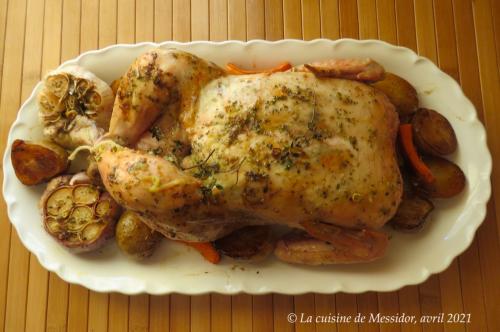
[182,72,402,230]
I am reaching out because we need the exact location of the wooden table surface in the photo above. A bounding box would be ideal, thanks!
[1,0,499,331]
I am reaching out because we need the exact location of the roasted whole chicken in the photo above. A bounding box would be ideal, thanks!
[7,41,466,264]
[20,47,429,264]
[66,48,402,264]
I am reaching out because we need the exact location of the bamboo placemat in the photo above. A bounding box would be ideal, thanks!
[0,0,499,331]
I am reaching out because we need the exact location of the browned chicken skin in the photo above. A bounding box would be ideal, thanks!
[94,49,402,264]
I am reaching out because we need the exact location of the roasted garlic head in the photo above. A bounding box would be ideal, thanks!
[40,174,121,252]
[38,66,114,149]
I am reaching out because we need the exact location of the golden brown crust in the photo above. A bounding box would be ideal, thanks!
[11,139,68,185]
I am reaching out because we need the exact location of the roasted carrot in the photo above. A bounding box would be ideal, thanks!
[225,62,292,75]
[399,124,435,184]
[177,240,221,264]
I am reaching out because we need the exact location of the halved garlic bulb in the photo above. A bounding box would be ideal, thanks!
[38,66,114,149]
[40,174,121,252]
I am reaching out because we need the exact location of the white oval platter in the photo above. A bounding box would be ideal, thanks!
[2,39,492,295]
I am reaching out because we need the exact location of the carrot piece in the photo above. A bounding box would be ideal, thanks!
[399,124,435,184]
[225,62,292,75]
[177,240,221,264]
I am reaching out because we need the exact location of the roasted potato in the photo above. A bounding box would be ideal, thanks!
[41,174,121,252]
[371,73,419,116]
[415,156,466,198]
[11,139,69,185]
[214,225,274,262]
[412,108,457,156]
[115,210,163,259]
[390,194,434,232]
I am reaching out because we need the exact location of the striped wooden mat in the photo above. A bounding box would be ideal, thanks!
[0,0,499,331]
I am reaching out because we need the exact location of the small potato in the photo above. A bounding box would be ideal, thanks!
[416,156,466,198]
[40,174,121,252]
[390,194,434,232]
[116,210,163,259]
[11,139,68,185]
[214,226,274,262]
[412,108,457,156]
[371,73,419,116]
